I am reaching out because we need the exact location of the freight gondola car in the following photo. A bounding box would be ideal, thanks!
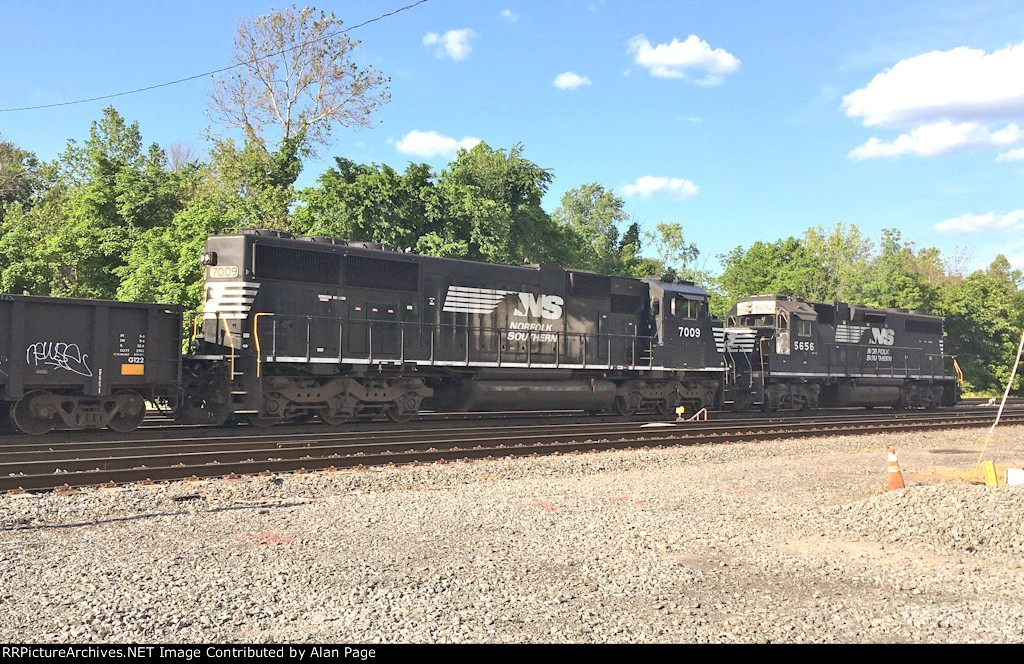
[723,295,960,410]
[0,295,183,434]
[181,230,727,426]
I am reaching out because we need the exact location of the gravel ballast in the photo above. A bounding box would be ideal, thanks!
[1,424,1023,643]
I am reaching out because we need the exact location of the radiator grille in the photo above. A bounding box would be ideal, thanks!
[254,244,340,285]
[345,255,419,292]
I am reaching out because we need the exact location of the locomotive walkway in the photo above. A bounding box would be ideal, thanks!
[1,407,1020,492]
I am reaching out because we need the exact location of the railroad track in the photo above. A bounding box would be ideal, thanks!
[13,398,1011,442]
[2,408,1020,492]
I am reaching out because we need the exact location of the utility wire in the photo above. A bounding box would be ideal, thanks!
[0,0,429,113]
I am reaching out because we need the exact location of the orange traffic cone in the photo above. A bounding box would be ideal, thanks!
[886,447,905,491]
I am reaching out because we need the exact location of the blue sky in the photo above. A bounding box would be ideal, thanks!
[2,0,1023,272]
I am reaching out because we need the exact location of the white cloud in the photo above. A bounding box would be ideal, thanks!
[622,175,699,199]
[842,42,1024,128]
[500,9,518,22]
[423,29,475,61]
[997,146,1024,162]
[626,34,740,85]
[393,130,481,158]
[553,71,592,90]
[935,209,1024,235]
[848,120,1023,159]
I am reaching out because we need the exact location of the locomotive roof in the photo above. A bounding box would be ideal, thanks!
[734,294,942,322]
[643,278,710,300]
[213,231,716,296]
[849,304,942,323]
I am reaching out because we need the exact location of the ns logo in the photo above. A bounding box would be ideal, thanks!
[869,327,895,346]
[513,293,564,320]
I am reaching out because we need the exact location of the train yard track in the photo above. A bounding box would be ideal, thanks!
[1,407,1019,492]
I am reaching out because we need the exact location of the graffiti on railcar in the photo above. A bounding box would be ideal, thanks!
[25,342,94,377]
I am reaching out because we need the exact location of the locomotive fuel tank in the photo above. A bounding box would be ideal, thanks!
[830,383,902,408]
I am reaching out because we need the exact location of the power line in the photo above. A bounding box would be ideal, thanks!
[0,0,429,113]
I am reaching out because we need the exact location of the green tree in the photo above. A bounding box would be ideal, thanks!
[938,256,1024,392]
[117,194,241,308]
[716,237,814,316]
[115,141,245,308]
[209,5,390,228]
[0,200,62,294]
[205,136,303,233]
[0,139,45,214]
[858,229,944,311]
[295,158,439,248]
[552,183,631,274]
[49,108,187,298]
[643,222,700,282]
[801,221,873,302]
[435,142,569,265]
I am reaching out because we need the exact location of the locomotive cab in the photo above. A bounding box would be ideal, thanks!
[723,296,823,410]
[724,294,959,411]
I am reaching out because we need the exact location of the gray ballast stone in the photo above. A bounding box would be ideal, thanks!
[1,425,1023,643]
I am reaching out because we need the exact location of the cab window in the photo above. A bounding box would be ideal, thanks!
[739,314,774,327]
[672,296,705,319]
[797,319,813,336]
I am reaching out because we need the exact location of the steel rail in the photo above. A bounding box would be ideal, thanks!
[2,411,1021,492]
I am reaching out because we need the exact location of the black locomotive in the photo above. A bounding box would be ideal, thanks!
[723,295,960,410]
[0,230,962,434]
[182,230,725,427]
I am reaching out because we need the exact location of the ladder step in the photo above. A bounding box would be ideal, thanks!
[233,409,259,414]
[231,390,248,395]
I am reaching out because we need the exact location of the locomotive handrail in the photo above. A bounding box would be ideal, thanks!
[246,311,685,372]
[815,342,947,378]
[253,313,273,378]
[219,315,238,381]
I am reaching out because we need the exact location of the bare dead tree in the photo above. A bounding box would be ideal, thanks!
[167,141,199,170]
[209,5,390,156]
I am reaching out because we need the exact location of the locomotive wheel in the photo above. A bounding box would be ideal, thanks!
[612,392,642,417]
[386,392,419,424]
[318,408,350,426]
[386,405,414,424]
[382,391,417,422]
[655,399,676,418]
[11,391,57,435]
[108,391,146,433]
